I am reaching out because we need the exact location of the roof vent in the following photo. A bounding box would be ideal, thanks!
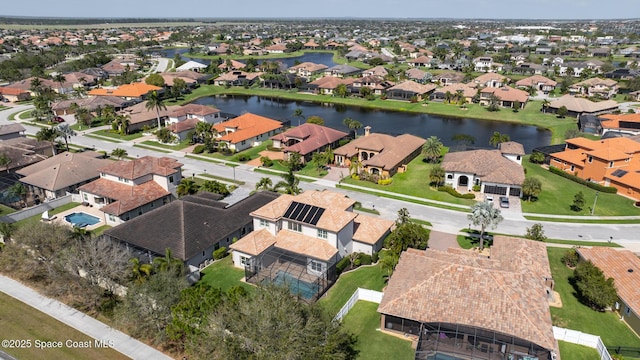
[629,269,634,273]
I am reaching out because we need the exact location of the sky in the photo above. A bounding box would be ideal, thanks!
[3,0,638,20]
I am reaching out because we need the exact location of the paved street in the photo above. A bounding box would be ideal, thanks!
[1,104,639,252]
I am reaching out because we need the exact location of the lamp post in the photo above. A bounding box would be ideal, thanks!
[591,191,599,216]
[233,166,236,181]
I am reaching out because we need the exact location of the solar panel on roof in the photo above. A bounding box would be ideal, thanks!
[612,169,628,178]
[290,202,305,219]
[283,201,325,225]
[302,206,320,224]
[309,208,325,225]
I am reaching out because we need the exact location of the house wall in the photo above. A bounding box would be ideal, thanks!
[606,178,640,201]
[549,158,585,178]
[336,221,354,258]
[186,226,249,268]
[445,171,477,191]
[102,173,134,186]
[620,302,640,335]
[503,153,523,165]
[231,249,253,269]
[352,240,375,255]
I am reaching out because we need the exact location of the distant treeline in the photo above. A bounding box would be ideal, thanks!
[0,17,210,25]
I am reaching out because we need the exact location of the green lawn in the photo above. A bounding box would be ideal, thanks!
[558,341,600,360]
[318,263,387,317]
[18,110,33,119]
[13,202,80,228]
[132,144,171,153]
[341,157,476,206]
[548,248,640,349]
[0,293,127,360]
[91,130,143,141]
[524,216,640,224]
[0,204,16,217]
[341,301,415,360]
[456,229,492,249]
[199,256,253,293]
[140,140,191,150]
[522,158,640,216]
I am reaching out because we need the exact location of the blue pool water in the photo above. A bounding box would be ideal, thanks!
[271,271,320,300]
[427,353,465,360]
[64,212,101,227]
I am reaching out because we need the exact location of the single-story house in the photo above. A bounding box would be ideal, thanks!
[479,86,529,109]
[430,83,476,103]
[0,87,31,102]
[88,83,163,101]
[271,123,348,162]
[213,71,263,86]
[515,75,557,93]
[51,96,129,116]
[472,73,510,88]
[323,64,361,78]
[213,113,283,152]
[288,62,329,79]
[379,236,558,360]
[176,60,207,72]
[386,81,437,101]
[547,95,619,118]
[117,101,182,132]
[0,124,26,141]
[303,76,355,95]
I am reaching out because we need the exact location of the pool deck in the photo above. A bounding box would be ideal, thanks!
[53,204,106,231]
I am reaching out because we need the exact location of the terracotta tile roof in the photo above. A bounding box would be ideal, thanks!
[572,77,618,88]
[273,230,338,261]
[171,103,220,118]
[481,86,529,103]
[168,118,199,133]
[293,190,357,210]
[230,229,277,256]
[548,95,618,114]
[217,59,246,69]
[473,73,510,85]
[559,137,640,163]
[362,66,388,77]
[289,62,329,73]
[550,148,586,166]
[0,87,30,96]
[352,214,394,245]
[387,80,437,94]
[442,149,525,185]
[271,123,348,156]
[308,76,354,89]
[99,156,182,179]
[600,113,640,130]
[577,247,640,315]
[17,152,111,191]
[213,113,283,145]
[378,236,556,351]
[214,71,262,82]
[78,178,170,216]
[499,141,526,156]
[334,133,426,171]
[515,75,557,87]
[118,101,181,125]
[435,83,477,98]
[604,166,640,189]
[158,73,197,86]
[88,83,162,98]
[405,68,427,80]
[251,194,295,220]
[433,72,465,83]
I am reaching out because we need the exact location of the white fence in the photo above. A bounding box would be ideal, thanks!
[334,288,383,321]
[1,195,73,223]
[553,326,612,360]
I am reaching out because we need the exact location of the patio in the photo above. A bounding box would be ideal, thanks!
[51,203,105,231]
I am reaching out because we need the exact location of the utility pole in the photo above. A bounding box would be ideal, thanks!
[591,191,599,216]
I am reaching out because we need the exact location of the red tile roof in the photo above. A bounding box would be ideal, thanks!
[99,156,182,180]
[271,123,348,156]
[78,178,170,216]
[213,113,282,145]
[89,83,161,98]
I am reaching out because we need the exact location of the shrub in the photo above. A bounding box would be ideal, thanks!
[561,248,579,268]
[353,258,361,267]
[235,154,251,162]
[572,260,618,311]
[193,145,206,154]
[339,138,351,147]
[336,256,351,275]
[472,184,481,192]
[260,156,273,167]
[549,166,617,193]
[372,252,379,264]
[359,254,372,265]
[377,178,392,185]
[351,174,360,180]
[213,247,228,260]
[438,186,476,199]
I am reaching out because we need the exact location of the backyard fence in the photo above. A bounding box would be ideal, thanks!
[553,326,612,360]
[334,288,383,321]
[0,195,72,223]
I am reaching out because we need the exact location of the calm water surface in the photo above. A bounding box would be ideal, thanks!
[194,95,551,152]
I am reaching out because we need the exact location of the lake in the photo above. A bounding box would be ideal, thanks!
[193,95,551,152]
[159,48,337,68]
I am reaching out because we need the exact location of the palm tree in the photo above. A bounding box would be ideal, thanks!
[0,153,11,173]
[111,148,128,160]
[429,165,445,189]
[30,77,42,95]
[176,178,199,197]
[7,182,28,208]
[343,118,362,137]
[74,107,92,127]
[255,177,273,191]
[114,114,130,135]
[489,131,510,148]
[274,168,300,195]
[293,108,305,126]
[541,99,550,114]
[56,123,76,152]
[145,90,167,129]
[53,73,66,94]
[153,248,183,275]
[36,127,59,155]
[129,258,154,284]
[467,202,504,251]
[348,156,362,176]
[0,222,15,243]
[421,136,443,163]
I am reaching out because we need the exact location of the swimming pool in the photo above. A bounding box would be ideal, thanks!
[64,212,101,228]
[271,271,320,300]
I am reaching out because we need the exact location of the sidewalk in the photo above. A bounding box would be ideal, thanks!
[0,275,173,360]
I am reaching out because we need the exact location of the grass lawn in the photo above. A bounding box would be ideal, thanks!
[558,341,600,360]
[522,158,640,216]
[18,110,33,119]
[84,134,123,143]
[199,256,253,293]
[13,202,80,229]
[524,216,640,224]
[547,248,640,349]
[0,292,127,360]
[341,301,415,360]
[0,204,16,217]
[132,144,171,153]
[140,140,191,150]
[318,262,387,317]
[341,157,476,206]
[199,173,245,185]
[456,229,492,249]
[91,130,143,141]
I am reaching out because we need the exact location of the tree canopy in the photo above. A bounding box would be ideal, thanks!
[467,202,503,251]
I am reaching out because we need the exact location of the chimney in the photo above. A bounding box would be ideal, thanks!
[364,126,371,136]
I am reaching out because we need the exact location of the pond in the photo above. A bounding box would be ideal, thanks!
[158,48,337,68]
[193,95,551,152]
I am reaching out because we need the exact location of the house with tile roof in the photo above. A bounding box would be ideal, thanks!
[167,103,223,125]
[515,75,557,93]
[0,87,31,102]
[213,71,263,86]
[550,137,640,200]
[0,137,51,174]
[472,73,510,88]
[430,83,477,103]
[213,112,283,152]
[598,113,640,137]
[118,100,181,132]
[271,123,348,162]
[432,71,465,86]
[323,64,362,78]
[547,95,619,118]
[333,127,426,178]
[303,76,355,95]
[442,143,526,197]
[569,77,619,99]
[88,82,163,101]
[386,80,437,101]
[350,75,394,96]
[104,191,279,268]
[361,66,388,78]
[176,60,207,72]
[17,151,111,200]
[288,62,329,79]
[379,236,558,360]
[51,96,130,116]
[0,124,26,141]
[78,156,183,226]
[576,247,640,335]
[479,86,529,109]
[229,189,394,301]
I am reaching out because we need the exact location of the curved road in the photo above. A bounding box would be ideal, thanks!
[1,105,639,252]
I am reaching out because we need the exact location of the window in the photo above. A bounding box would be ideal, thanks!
[609,161,614,168]
[83,193,88,201]
[241,140,246,145]
[570,165,575,172]
[260,219,268,227]
[625,306,632,316]
[317,229,328,239]
[588,156,593,163]
[169,176,174,183]
[108,214,116,222]
[516,155,521,160]
[447,174,453,179]
[240,256,249,266]
[310,260,323,272]
[288,222,302,232]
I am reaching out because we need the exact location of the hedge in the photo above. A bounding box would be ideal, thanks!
[548,166,617,194]
[438,185,476,199]
[377,178,392,185]
[336,257,351,275]
[213,247,228,260]
[193,145,206,154]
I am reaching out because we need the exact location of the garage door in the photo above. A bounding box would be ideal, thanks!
[484,185,507,195]
[509,187,521,197]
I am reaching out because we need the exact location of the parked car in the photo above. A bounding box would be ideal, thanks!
[499,196,509,208]
[52,116,65,123]
[485,195,494,204]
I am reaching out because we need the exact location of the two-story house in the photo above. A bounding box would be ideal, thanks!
[78,156,183,226]
[212,112,283,152]
[569,77,619,99]
[270,123,348,163]
[288,62,328,80]
[229,190,394,301]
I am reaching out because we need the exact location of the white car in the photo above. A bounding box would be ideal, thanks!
[485,195,494,204]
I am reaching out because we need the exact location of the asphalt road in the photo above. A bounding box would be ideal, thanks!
[2,104,639,252]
